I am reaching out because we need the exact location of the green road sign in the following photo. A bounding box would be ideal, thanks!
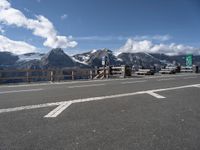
[186,54,193,67]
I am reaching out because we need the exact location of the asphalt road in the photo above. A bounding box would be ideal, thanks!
[0,73,200,150]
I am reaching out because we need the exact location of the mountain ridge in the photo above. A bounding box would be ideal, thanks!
[1,48,200,70]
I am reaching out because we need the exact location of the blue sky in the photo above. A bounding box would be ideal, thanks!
[0,0,200,55]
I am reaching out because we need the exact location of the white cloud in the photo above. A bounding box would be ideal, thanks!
[0,35,37,54]
[133,35,172,42]
[75,35,172,42]
[0,0,77,49]
[118,38,200,56]
[0,25,5,34]
[75,36,128,41]
[61,14,68,20]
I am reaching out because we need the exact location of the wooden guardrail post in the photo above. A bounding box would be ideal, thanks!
[90,70,93,79]
[50,70,54,82]
[103,66,106,79]
[26,70,30,83]
[106,66,110,79]
[0,71,2,84]
[121,65,126,78]
[72,70,75,80]
[95,66,98,75]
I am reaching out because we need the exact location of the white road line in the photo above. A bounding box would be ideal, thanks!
[121,80,147,84]
[157,78,175,81]
[147,92,166,99]
[184,77,197,79]
[0,102,62,114]
[44,101,72,118]
[0,74,199,88]
[192,85,200,88]
[0,83,200,118]
[0,88,43,94]
[68,84,105,88]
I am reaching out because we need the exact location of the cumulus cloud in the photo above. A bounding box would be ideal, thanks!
[0,0,77,49]
[118,38,200,56]
[0,35,37,54]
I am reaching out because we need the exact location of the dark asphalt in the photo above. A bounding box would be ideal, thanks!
[0,73,200,150]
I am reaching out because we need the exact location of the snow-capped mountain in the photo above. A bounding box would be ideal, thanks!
[117,52,163,68]
[1,48,200,70]
[73,48,123,67]
[40,48,89,69]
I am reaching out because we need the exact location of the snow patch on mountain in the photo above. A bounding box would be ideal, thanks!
[18,53,44,62]
[71,57,88,65]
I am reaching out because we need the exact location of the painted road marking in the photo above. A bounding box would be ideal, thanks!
[0,102,62,114]
[0,84,200,118]
[0,74,199,89]
[192,85,200,88]
[68,84,105,89]
[121,80,147,84]
[184,77,197,80]
[147,91,166,99]
[0,89,43,94]
[157,78,175,81]
[44,101,72,118]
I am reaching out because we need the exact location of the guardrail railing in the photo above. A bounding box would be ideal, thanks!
[0,65,132,84]
[0,69,94,84]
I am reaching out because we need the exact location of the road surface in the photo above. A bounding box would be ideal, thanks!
[0,73,200,150]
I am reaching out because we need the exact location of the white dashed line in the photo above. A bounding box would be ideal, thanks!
[121,80,147,84]
[0,89,43,94]
[157,78,175,81]
[68,84,105,88]
[183,77,197,80]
